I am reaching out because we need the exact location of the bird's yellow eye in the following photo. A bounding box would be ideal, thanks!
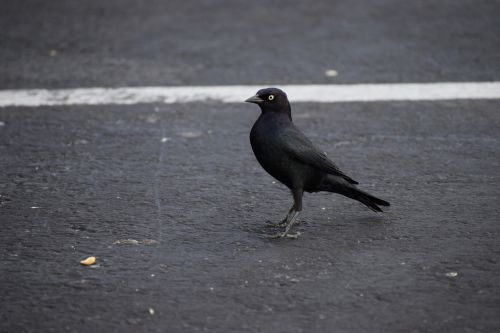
[268,95,275,101]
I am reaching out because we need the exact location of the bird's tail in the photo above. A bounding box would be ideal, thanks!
[344,187,390,212]
[322,176,390,212]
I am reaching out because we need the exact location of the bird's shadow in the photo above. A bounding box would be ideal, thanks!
[242,211,394,241]
[353,214,389,225]
[239,219,307,240]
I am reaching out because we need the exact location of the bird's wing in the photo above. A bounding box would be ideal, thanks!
[279,126,359,184]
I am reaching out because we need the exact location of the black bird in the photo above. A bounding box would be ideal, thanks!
[245,87,390,238]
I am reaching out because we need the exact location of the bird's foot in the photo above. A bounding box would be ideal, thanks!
[265,220,287,228]
[266,231,301,239]
[265,219,304,228]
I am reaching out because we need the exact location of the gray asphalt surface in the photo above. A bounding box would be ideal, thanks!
[1,0,500,88]
[1,1,500,333]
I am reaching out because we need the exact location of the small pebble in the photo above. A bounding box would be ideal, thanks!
[180,131,203,139]
[325,69,338,77]
[113,239,139,245]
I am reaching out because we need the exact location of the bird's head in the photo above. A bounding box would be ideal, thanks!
[245,87,291,117]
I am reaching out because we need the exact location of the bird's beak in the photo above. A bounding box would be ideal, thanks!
[244,95,264,104]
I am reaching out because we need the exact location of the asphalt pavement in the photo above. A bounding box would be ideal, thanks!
[1,1,500,332]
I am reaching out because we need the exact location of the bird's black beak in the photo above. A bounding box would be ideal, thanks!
[245,95,264,104]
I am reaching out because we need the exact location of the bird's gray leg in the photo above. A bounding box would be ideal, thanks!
[281,210,301,238]
[265,204,294,228]
[268,188,303,239]
[281,205,295,224]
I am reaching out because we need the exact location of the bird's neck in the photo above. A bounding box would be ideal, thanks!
[283,101,292,120]
[260,102,292,121]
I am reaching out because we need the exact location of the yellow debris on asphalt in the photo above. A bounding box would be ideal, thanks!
[80,256,96,266]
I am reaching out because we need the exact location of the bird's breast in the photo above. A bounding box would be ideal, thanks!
[250,117,295,187]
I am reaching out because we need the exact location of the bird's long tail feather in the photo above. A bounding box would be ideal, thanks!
[346,187,390,212]
[322,176,390,212]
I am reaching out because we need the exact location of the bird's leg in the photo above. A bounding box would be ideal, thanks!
[268,188,303,239]
[280,205,295,225]
[267,210,301,239]
[265,204,294,228]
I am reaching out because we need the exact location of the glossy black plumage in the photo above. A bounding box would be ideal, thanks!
[245,88,390,238]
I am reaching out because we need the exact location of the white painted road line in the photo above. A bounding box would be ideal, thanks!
[1,82,500,107]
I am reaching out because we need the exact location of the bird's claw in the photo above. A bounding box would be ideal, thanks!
[266,231,301,239]
[265,221,287,228]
